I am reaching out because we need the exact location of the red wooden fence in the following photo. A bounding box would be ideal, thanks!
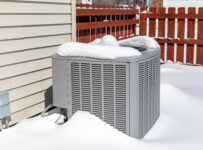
[76,4,139,43]
[140,7,203,65]
[76,4,203,66]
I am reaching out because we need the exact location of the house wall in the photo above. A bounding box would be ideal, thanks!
[0,0,76,125]
[163,0,203,8]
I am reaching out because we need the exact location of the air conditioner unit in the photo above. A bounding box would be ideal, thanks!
[52,47,160,139]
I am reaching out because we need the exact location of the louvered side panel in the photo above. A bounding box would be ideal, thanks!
[70,61,129,134]
[115,65,127,133]
[71,62,81,114]
[146,61,151,132]
[138,55,160,138]
[156,57,160,120]
[81,63,91,112]
[91,64,102,119]
[150,60,155,125]
[152,58,157,124]
[149,62,153,129]
[103,64,114,127]
[143,61,149,135]
[138,62,144,137]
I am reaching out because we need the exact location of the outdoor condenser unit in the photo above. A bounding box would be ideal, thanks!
[52,47,160,139]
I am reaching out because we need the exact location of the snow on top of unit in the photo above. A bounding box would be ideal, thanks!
[91,38,102,44]
[91,35,119,46]
[57,42,141,59]
[119,36,160,50]
[100,35,119,46]
[57,35,141,59]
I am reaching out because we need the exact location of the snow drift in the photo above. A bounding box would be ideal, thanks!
[0,63,203,150]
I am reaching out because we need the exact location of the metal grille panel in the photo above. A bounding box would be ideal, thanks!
[70,54,159,138]
[138,55,160,138]
[81,63,91,112]
[115,65,127,133]
[103,64,115,126]
[71,62,127,133]
[91,64,102,119]
[71,62,81,114]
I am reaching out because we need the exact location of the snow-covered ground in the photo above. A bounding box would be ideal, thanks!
[0,63,203,150]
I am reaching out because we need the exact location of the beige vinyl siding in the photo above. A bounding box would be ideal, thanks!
[0,25,72,40]
[0,0,76,125]
[9,79,52,102]
[10,102,45,125]
[0,34,71,54]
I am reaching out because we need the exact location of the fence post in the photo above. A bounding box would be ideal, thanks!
[176,7,185,63]
[158,7,166,61]
[149,7,156,37]
[197,8,203,65]
[186,8,196,64]
[167,7,175,62]
[139,7,147,36]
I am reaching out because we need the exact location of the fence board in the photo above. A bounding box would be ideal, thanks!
[186,8,196,64]
[139,7,148,36]
[157,8,166,61]
[177,8,185,63]
[141,14,203,19]
[167,8,175,61]
[77,20,138,30]
[149,7,156,37]
[197,8,203,65]
[77,9,138,16]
